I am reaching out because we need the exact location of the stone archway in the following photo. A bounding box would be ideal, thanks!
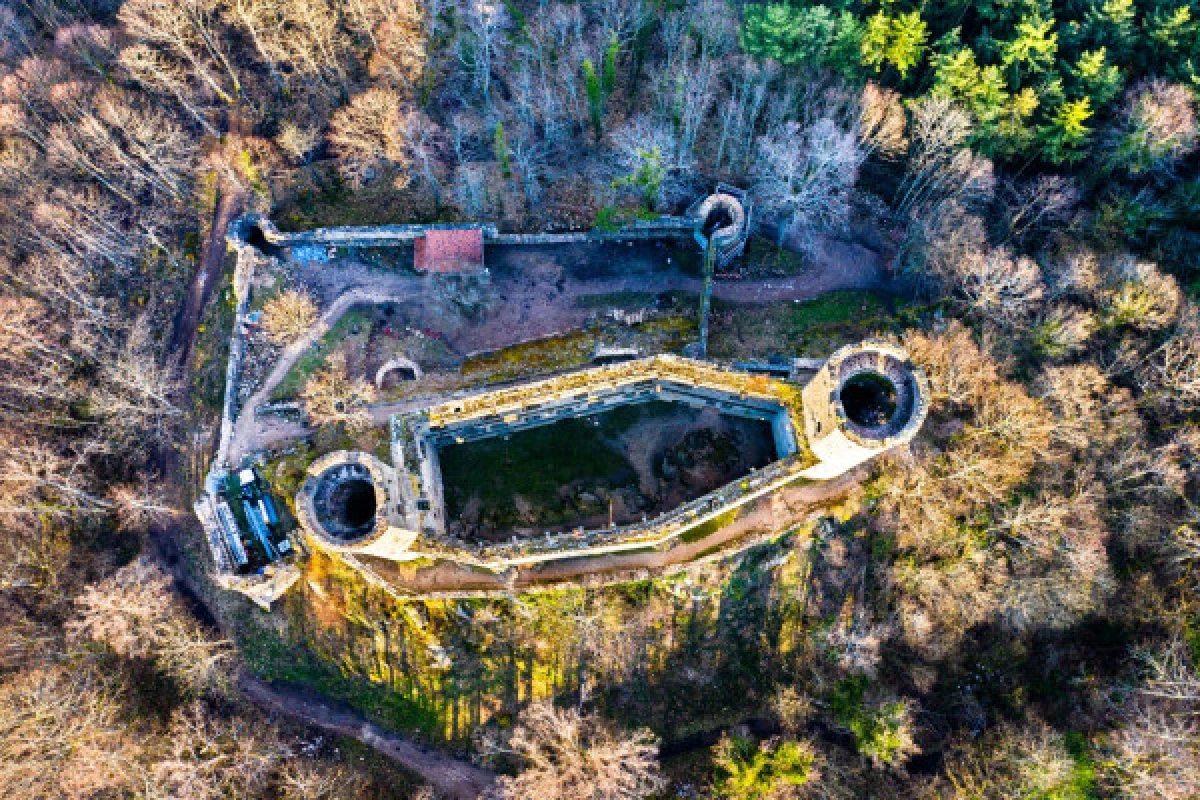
[376,357,422,389]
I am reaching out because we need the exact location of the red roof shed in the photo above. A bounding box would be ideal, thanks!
[414,228,485,274]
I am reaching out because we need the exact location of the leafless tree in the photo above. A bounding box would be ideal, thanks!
[940,722,1084,799]
[68,557,233,695]
[457,0,508,108]
[1140,302,1200,413]
[1105,79,1198,177]
[858,82,907,161]
[262,290,319,345]
[714,59,775,178]
[752,117,864,245]
[406,111,447,206]
[997,175,1079,246]
[0,662,138,798]
[897,96,994,218]
[484,702,664,800]
[90,315,183,450]
[147,701,289,799]
[1103,639,1200,799]
[949,246,1045,324]
[1098,256,1182,332]
[358,0,425,90]
[300,351,378,432]
[509,126,546,209]
[453,162,488,217]
[327,87,411,187]
[277,122,322,165]
[117,0,241,108]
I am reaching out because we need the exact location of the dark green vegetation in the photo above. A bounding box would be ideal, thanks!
[709,290,906,358]
[742,0,1200,275]
[439,401,775,538]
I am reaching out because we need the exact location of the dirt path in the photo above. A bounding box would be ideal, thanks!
[171,186,247,372]
[240,674,496,798]
[229,286,423,461]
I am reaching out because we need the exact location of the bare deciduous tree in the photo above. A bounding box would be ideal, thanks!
[327,87,410,187]
[261,289,319,345]
[859,81,908,161]
[485,703,664,800]
[752,117,864,246]
[299,352,378,432]
[1105,79,1198,176]
[898,96,993,217]
[118,0,241,108]
[0,663,137,798]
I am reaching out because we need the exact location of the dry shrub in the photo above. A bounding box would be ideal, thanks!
[1102,640,1200,799]
[262,289,319,345]
[874,323,1133,653]
[327,87,410,187]
[147,701,290,800]
[0,661,137,798]
[937,722,1080,799]
[1140,302,1200,415]
[299,351,378,433]
[1098,256,1182,332]
[885,323,1053,557]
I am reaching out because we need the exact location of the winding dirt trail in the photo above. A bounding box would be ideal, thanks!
[239,675,496,799]
[229,286,422,461]
[171,185,247,372]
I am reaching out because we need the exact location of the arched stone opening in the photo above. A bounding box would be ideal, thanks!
[376,357,423,389]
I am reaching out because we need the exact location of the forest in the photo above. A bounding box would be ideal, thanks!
[0,0,1198,796]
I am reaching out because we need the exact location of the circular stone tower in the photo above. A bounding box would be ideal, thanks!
[296,451,418,560]
[799,340,930,480]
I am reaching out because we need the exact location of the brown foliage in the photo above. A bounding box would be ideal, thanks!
[67,557,233,695]
[485,703,664,800]
[327,87,411,187]
[262,289,319,345]
[299,351,378,432]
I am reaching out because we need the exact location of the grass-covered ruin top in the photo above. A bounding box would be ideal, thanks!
[439,401,777,540]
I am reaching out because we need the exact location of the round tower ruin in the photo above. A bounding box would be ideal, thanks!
[296,451,418,560]
[799,340,929,479]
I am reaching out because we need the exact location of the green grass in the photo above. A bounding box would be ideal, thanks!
[240,622,446,738]
[740,235,810,273]
[440,414,639,531]
[709,290,901,359]
[679,507,742,544]
[1061,731,1100,800]
[189,254,239,413]
[461,315,697,383]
